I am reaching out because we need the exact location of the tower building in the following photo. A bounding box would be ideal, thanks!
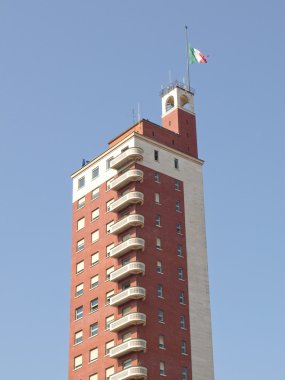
[69,82,214,380]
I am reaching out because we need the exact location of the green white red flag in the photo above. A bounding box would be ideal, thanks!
[189,46,208,64]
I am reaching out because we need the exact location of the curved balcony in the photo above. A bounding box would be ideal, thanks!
[110,147,143,170]
[110,262,145,282]
[109,339,146,358]
[110,366,147,380]
[110,312,146,332]
[110,286,146,306]
[110,192,144,212]
[110,238,145,258]
[110,214,144,235]
[110,169,143,191]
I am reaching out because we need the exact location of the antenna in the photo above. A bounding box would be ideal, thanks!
[138,103,140,122]
[185,25,191,90]
[132,108,135,124]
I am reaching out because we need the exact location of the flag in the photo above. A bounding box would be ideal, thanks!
[189,46,208,64]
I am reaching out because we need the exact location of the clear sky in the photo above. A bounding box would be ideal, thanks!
[0,1,284,379]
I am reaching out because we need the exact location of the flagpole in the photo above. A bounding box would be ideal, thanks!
[185,25,191,91]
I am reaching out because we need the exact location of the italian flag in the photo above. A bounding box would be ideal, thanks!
[189,46,208,64]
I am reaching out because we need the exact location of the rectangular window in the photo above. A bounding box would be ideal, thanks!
[92,187,99,200]
[105,340,115,355]
[159,335,165,349]
[154,171,160,183]
[89,347,98,362]
[76,261,84,274]
[156,238,162,249]
[158,309,164,323]
[175,179,181,190]
[176,200,181,212]
[90,298,99,313]
[157,260,162,273]
[75,283,84,297]
[122,306,132,316]
[77,197,85,209]
[174,158,179,169]
[178,268,184,280]
[106,266,114,281]
[180,315,186,329]
[179,291,185,304]
[106,157,113,170]
[176,222,182,234]
[182,367,188,380]
[160,361,166,375]
[123,359,132,369]
[123,332,132,342]
[106,178,113,190]
[106,314,114,330]
[74,355,82,370]
[106,243,114,258]
[121,257,130,266]
[91,208,99,221]
[77,217,85,231]
[91,251,99,266]
[106,290,114,305]
[90,275,99,289]
[155,214,161,227]
[74,330,83,344]
[92,166,99,179]
[91,229,99,243]
[75,306,83,320]
[106,221,114,234]
[76,238,84,252]
[90,374,98,380]
[106,367,115,380]
[90,322,98,337]
[157,284,163,298]
[154,150,159,161]
[78,176,85,189]
[181,340,187,354]
[106,199,114,212]
[177,244,183,257]
[155,193,160,204]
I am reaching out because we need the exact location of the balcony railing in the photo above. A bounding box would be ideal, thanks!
[110,191,144,212]
[109,339,147,358]
[110,312,146,332]
[110,286,146,306]
[110,238,145,258]
[110,169,143,191]
[110,262,145,282]
[110,214,144,235]
[110,366,147,380]
[110,147,143,170]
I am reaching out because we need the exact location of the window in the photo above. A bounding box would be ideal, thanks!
[75,283,84,297]
[122,281,130,290]
[90,275,99,289]
[176,200,181,212]
[76,238,85,252]
[90,322,98,337]
[179,291,185,304]
[106,221,114,234]
[155,193,160,204]
[92,187,99,200]
[90,374,98,380]
[155,214,161,227]
[91,208,99,221]
[122,306,132,316]
[177,244,183,257]
[158,309,164,323]
[92,166,99,179]
[122,332,132,342]
[74,355,82,370]
[106,266,114,281]
[159,335,165,349]
[106,314,114,330]
[91,251,99,266]
[90,298,98,313]
[75,306,83,320]
[157,260,162,273]
[91,229,99,243]
[154,150,159,161]
[106,243,114,257]
[121,257,130,266]
[178,268,184,280]
[123,359,132,369]
[78,176,85,189]
[182,367,188,380]
[176,222,182,234]
[154,171,160,183]
[157,284,163,298]
[76,261,84,274]
[156,238,162,249]
[74,330,83,344]
[106,178,113,190]
[181,340,187,354]
[174,158,179,169]
[122,234,131,242]
[106,367,115,380]
[77,217,85,231]
[175,179,181,191]
[77,197,85,209]
[106,199,114,212]
[106,290,114,304]
[89,347,98,362]
[160,361,166,376]
[180,315,186,329]
[106,157,113,170]
[105,340,115,355]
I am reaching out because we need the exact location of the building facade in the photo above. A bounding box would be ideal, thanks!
[68,83,214,380]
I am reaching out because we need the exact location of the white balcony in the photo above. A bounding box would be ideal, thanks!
[110,169,143,191]
[110,192,144,212]
[110,262,145,282]
[109,339,147,358]
[110,238,145,258]
[110,214,144,235]
[110,366,147,380]
[110,286,146,306]
[110,312,146,332]
[110,147,144,170]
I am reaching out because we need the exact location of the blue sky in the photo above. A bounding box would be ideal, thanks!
[0,1,284,379]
